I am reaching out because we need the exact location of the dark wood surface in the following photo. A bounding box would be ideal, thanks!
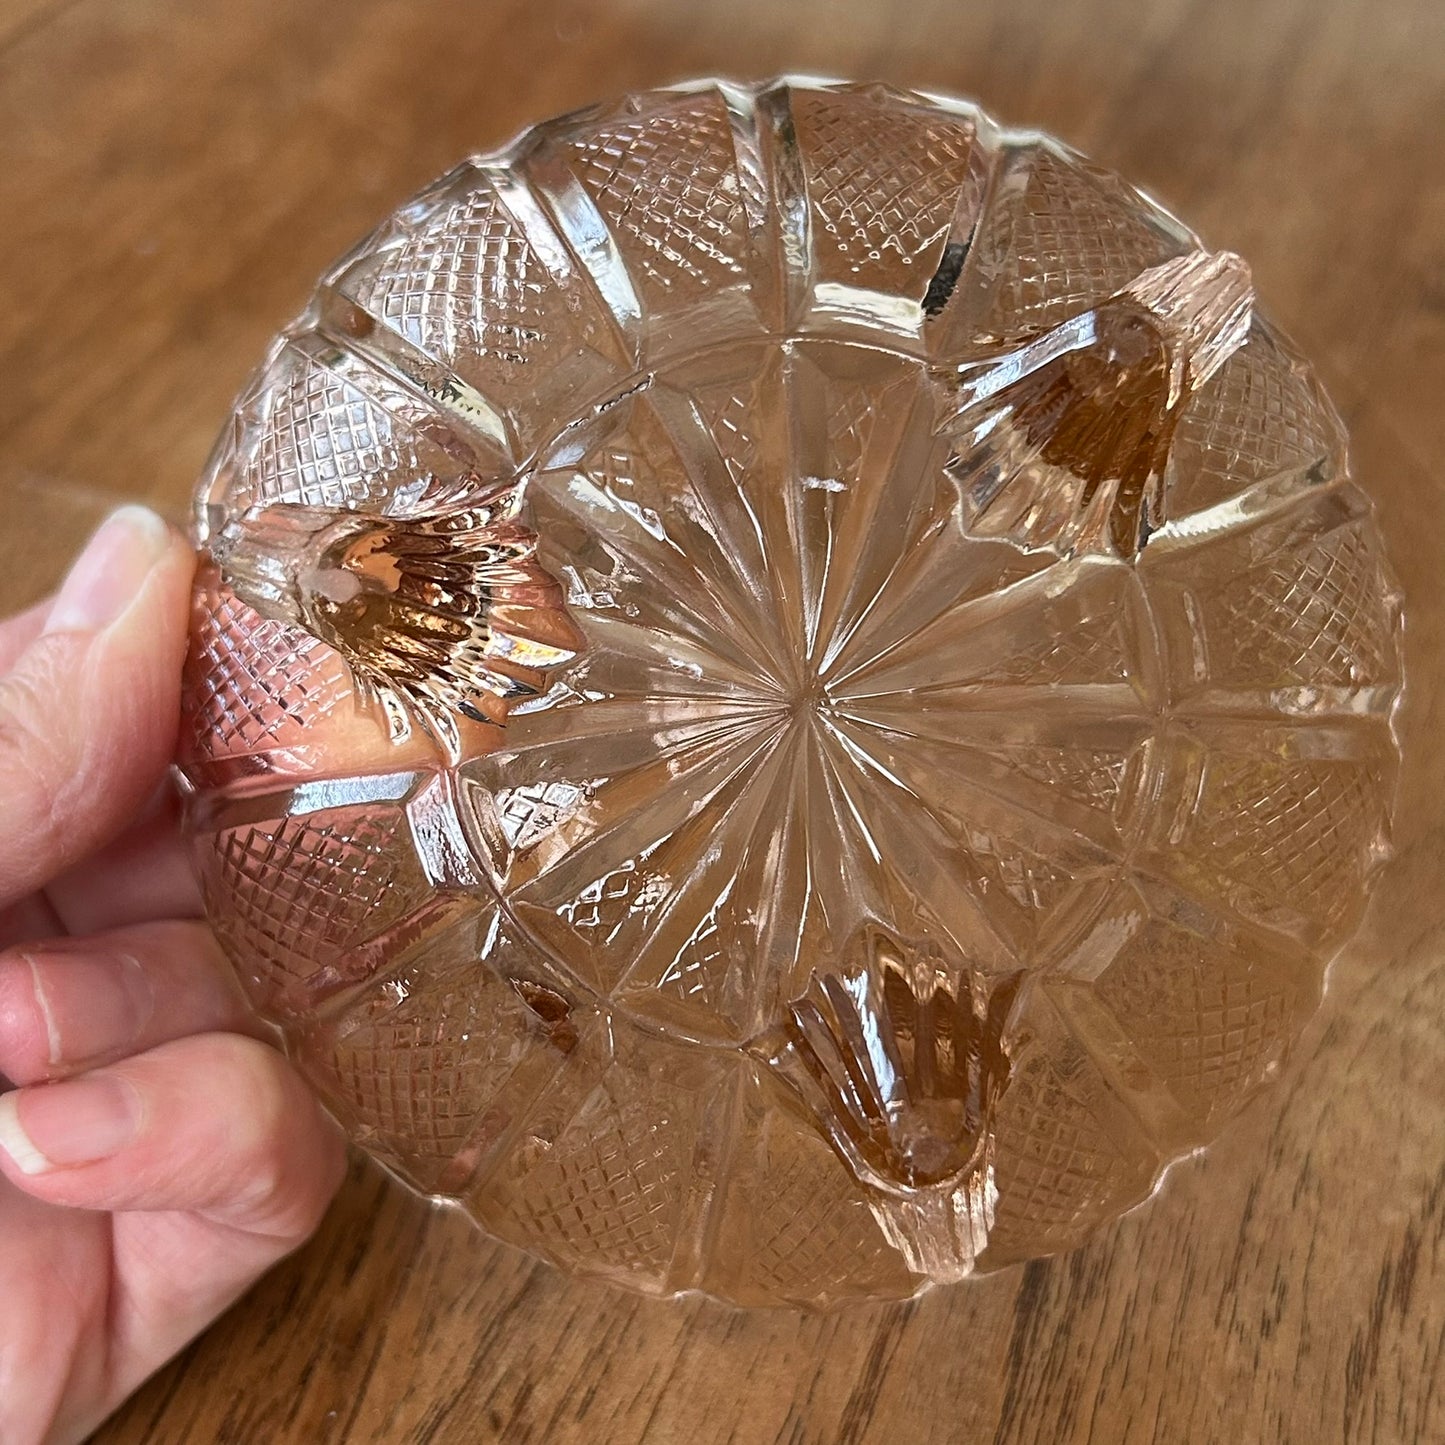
[1,1,1442,1441]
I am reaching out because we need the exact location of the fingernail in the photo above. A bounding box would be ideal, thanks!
[44,504,172,636]
[25,950,155,1067]
[0,1074,142,1175]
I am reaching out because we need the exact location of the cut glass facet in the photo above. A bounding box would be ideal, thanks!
[181,78,1403,1307]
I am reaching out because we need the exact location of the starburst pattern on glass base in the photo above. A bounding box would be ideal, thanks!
[183,77,1403,1307]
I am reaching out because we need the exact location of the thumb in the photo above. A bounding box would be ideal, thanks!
[0,506,195,907]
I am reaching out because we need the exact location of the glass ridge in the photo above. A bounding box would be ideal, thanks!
[179,77,1403,1307]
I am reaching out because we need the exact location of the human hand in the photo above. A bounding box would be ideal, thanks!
[0,507,346,1445]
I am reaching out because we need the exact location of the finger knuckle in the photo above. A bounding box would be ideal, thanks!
[143,917,231,973]
[0,638,83,871]
[0,952,49,1080]
[218,1037,336,1241]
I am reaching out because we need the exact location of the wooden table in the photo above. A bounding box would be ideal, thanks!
[2,0,1442,1440]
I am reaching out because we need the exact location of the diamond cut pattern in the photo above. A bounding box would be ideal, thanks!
[248,355,413,512]
[1174,332,1342,502]
[328,990,497,1162]
[495,780,590,850]
[1211,525,1395,688]
[793,89,977,287]
[180,583,352,777]
[1211,759,1375,920]
[1097,919,1304,1123]
[748,1144,904,1300]
[202,804,422,1010]
[1006,746,1132,814]
[656,902,726,1009]
[709,1100,914,1305]
[308,951,573,1191]
[495,1084,686,1281]
[695,373,763,489]
[825,373,879,482]
[963,826,1077,914]
[973,146,1186,340]
[987,1053,1154,1255]
[568,94,748,297]
[343,171,626,447]
[558,855,670,943]
[357,185,571,383]
[981,610,1130,686]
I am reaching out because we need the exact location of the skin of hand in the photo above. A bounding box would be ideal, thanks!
[0,506,346,1445]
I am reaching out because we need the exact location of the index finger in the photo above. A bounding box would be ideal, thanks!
[0,507,195,908]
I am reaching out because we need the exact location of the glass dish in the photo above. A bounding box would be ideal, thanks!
[179,78,1402,1306]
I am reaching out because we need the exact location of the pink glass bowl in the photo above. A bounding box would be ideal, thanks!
[179,78,1402,1306]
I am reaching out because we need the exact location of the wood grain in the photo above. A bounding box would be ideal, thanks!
[0,0,1441,1440]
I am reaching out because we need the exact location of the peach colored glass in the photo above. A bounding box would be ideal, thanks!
[179,79,1402,1306]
